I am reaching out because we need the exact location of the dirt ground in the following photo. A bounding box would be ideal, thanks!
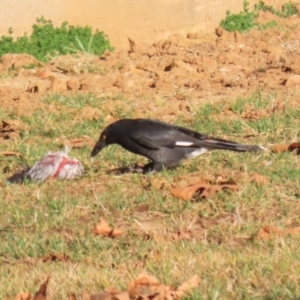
[1,11,300,129]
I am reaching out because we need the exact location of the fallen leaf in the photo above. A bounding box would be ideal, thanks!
[272,101,286,113]
[93,219,123,238]
[67,294,77,300]
[38,72,50,78]
[0,121,20,139]
[151,178,169,190]
[170,231,193,241]
[250,174,268,185]
[82,290,129,300]
[90,292,116,300]
[133,203,149,213]
[81,292,91,300]
[128,273,199,299]
[173,274,200,299]
[127,274,161,297]
[33,276,50,300]
[257,225,300,240]
[272,144,289,153]
[14,292,31,300]
[0,151,23,157]
[272,142,300,155]
[60,136,95,149]
[288,143,300,155]
[171,180,239,201]
[40,252,70,262]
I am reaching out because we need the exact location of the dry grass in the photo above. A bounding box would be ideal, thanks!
[0,89,300,299]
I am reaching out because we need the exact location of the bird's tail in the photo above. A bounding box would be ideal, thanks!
[204,139,266,153]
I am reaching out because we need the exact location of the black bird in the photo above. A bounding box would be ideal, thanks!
[91,118,265,173]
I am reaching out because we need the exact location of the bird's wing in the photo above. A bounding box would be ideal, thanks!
[130,135,161,149]
[129,122,204,149]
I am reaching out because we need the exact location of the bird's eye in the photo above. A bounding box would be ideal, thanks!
[102,134,106,140]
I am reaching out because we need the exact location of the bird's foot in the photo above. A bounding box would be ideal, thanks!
[142,162,164,174]
[107,163,145,175]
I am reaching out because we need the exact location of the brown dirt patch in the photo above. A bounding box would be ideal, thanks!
[1,14,300,120]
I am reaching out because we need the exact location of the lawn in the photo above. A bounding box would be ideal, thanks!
[1,89,300,299]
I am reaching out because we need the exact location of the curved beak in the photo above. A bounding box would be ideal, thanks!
[91,139,106,157]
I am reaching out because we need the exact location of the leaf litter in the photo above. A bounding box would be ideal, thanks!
[9,275,199,300]
[272,142,300,155]
[10,276,50,300]
[93,219,123,238]
[250,173,269,185]
[0,120,21,140]
[257,225,300,240]
[170,179,239,201]
[59,136,95,149]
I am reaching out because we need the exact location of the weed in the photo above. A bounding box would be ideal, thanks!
[0,17,113,62]
[220,0,299,32]
[220,1,259,32]
[255,1,299,18]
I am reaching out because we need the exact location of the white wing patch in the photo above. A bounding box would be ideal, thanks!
[186,148,209,158]
[175,141,194,146]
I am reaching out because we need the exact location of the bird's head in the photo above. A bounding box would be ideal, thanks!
[91,124,116,157]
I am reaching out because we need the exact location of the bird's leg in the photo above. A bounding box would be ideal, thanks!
[142,161,163,174]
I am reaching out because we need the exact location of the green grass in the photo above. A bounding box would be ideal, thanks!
[1,91,300,298]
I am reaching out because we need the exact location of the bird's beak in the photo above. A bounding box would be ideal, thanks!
[91,139,106,157]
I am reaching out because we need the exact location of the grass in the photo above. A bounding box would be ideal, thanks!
[0,91,300,299]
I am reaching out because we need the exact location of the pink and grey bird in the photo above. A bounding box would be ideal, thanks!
[7,148,84,183]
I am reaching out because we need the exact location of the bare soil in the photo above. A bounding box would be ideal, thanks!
[1,12,300,131]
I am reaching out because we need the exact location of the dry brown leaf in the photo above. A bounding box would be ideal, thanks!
[272,100,286,113]
[170,231,193,241]
[33,276,50,300]
[0,151,23,157]
[257,225,300,240]
[67,294,77,300]
[14,292,31,300]
[288,143,300,155]
[250,174,268,185]
[128,273,199,299]
[173,274,200,299]
[90,292,116,300]
[128,274,161,297]
[170,180,239,201]
[242,109,269,121]
[105,289,130,300]
[40,252,70,262]
[151,178,170,190]
[272,144,289,153]
[60,136,95,149]
[272,142,300,155]
[0,120,20,139]
[133,203,149,213]
[93,219,123,238]
[81,292,91,300]
[83,290,129,300]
